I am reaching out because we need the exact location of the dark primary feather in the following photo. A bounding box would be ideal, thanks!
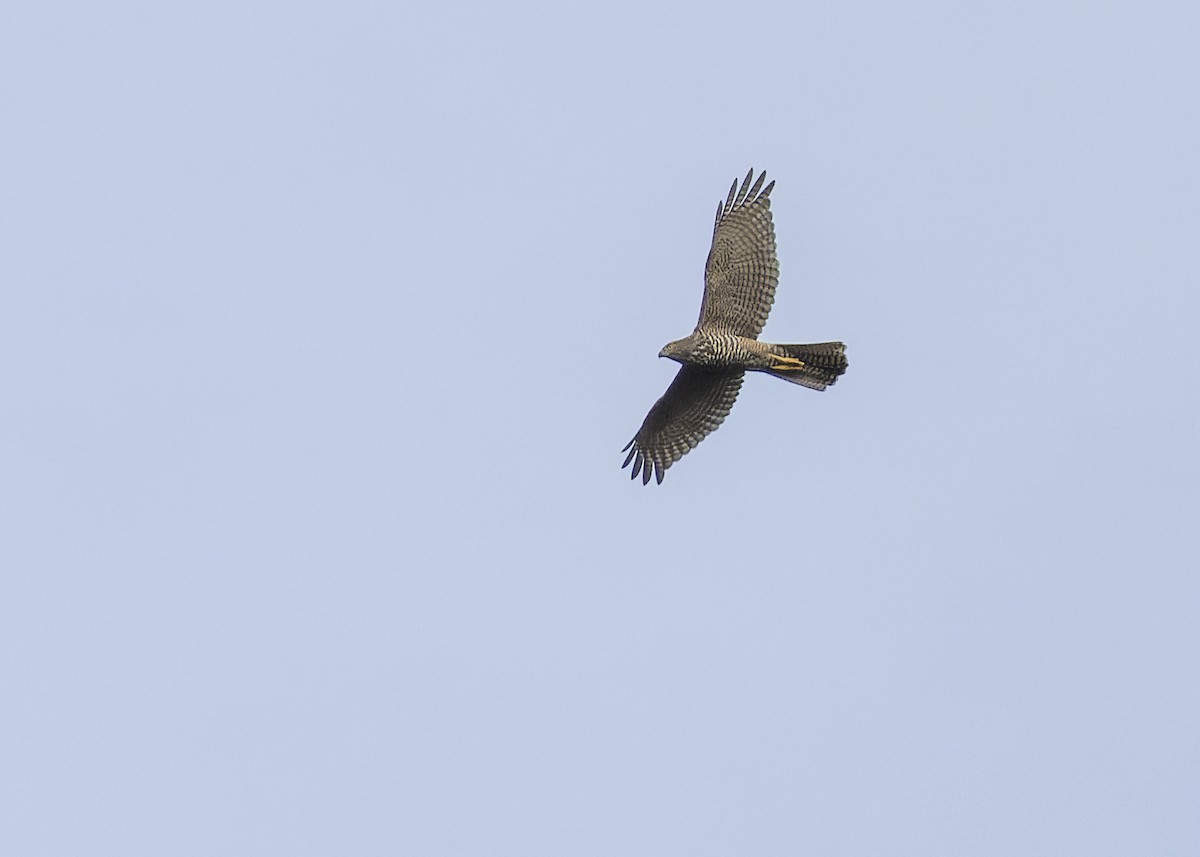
[697,168,779,338]
[621,367,745,484]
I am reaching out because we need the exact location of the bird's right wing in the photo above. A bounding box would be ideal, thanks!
[621,367,745,485]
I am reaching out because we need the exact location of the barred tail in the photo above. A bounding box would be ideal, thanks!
[764,341,848,390]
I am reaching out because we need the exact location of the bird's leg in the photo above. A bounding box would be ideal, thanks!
[769,355,807,370]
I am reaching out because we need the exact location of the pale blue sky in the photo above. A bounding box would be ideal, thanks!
[3,1,1198,855]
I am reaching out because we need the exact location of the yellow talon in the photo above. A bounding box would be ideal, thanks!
[771,355,806,370]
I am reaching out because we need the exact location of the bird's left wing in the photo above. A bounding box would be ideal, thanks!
[697,169,779,338]
[621,367,745,485]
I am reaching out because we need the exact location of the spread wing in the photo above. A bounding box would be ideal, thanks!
[697,169,780,338]
[621,367,745,485]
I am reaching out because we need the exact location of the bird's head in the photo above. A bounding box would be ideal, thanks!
[659,336,703,364]
[658,339,685,362]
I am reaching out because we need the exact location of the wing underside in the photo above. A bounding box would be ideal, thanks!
[697,169,780,338]
[622,367,745,485]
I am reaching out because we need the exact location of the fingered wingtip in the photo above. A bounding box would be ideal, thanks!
[620,438,667,486]
[720,169,772,216]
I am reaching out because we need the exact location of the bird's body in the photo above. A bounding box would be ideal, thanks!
[659,331,843,380]
[622,169,848,485]
[660,331,770,369]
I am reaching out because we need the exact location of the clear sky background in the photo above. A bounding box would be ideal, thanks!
[3,1,1198,855]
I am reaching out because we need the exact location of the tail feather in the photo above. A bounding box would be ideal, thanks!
[764,341,847,390]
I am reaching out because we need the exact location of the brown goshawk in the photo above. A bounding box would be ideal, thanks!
[622,169,848,484]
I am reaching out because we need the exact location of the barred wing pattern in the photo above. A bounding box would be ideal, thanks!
[621,367,745,484]
[697,169,780,338]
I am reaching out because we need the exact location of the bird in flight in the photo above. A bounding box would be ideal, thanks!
[622,169,847,485]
